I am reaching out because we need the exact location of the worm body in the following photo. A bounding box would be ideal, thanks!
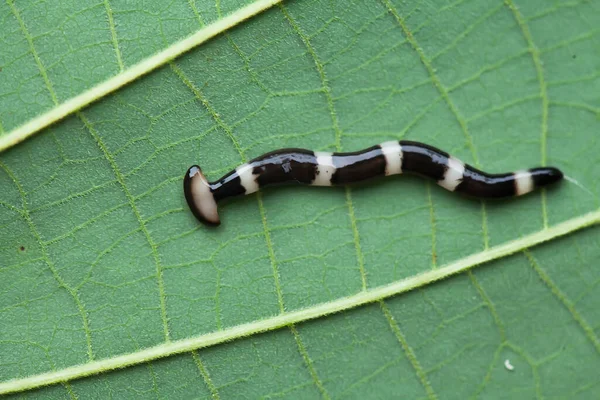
[184,141,563,226]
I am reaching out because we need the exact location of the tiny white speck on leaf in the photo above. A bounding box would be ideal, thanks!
[504,359,514,371]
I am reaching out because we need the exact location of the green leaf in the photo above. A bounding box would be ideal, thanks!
[1,0,599,398]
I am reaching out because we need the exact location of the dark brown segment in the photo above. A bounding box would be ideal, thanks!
[252,149,317,187]
[399,140,448,181]
[211,170,246,202]
[529,167,563,188]
[330,146,386,185]
[455,165,516,198]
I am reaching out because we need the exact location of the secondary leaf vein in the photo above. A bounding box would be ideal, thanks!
[505,0,550,228]
[524,250,600,353]
[80,113,172,342]
[0,209,598,395]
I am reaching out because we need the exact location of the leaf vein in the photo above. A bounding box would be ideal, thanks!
[380,301,437,399]
[290,325,331,400]
[171,48,334,397]
[0,0,284,152]
[381,0,492,256]
[7,0,59,105]
[279,3,367,291]
[80,113,172,342]
[524,250,600,353]
[0,209,598,395]
[505,0,550,228]
[0,160,95,362]
[192,351,221,400]
[102,0,125,72]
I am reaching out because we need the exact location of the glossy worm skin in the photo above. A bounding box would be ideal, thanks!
[184,141,563,226]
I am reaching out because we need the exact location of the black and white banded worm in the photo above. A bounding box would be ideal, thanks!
[184,141,563,226]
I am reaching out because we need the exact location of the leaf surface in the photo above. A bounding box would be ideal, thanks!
[1,0,599,397]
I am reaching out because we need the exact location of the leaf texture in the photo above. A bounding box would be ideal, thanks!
[0,0,599,397]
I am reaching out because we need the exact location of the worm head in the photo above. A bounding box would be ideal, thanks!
[183,165,220,226]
